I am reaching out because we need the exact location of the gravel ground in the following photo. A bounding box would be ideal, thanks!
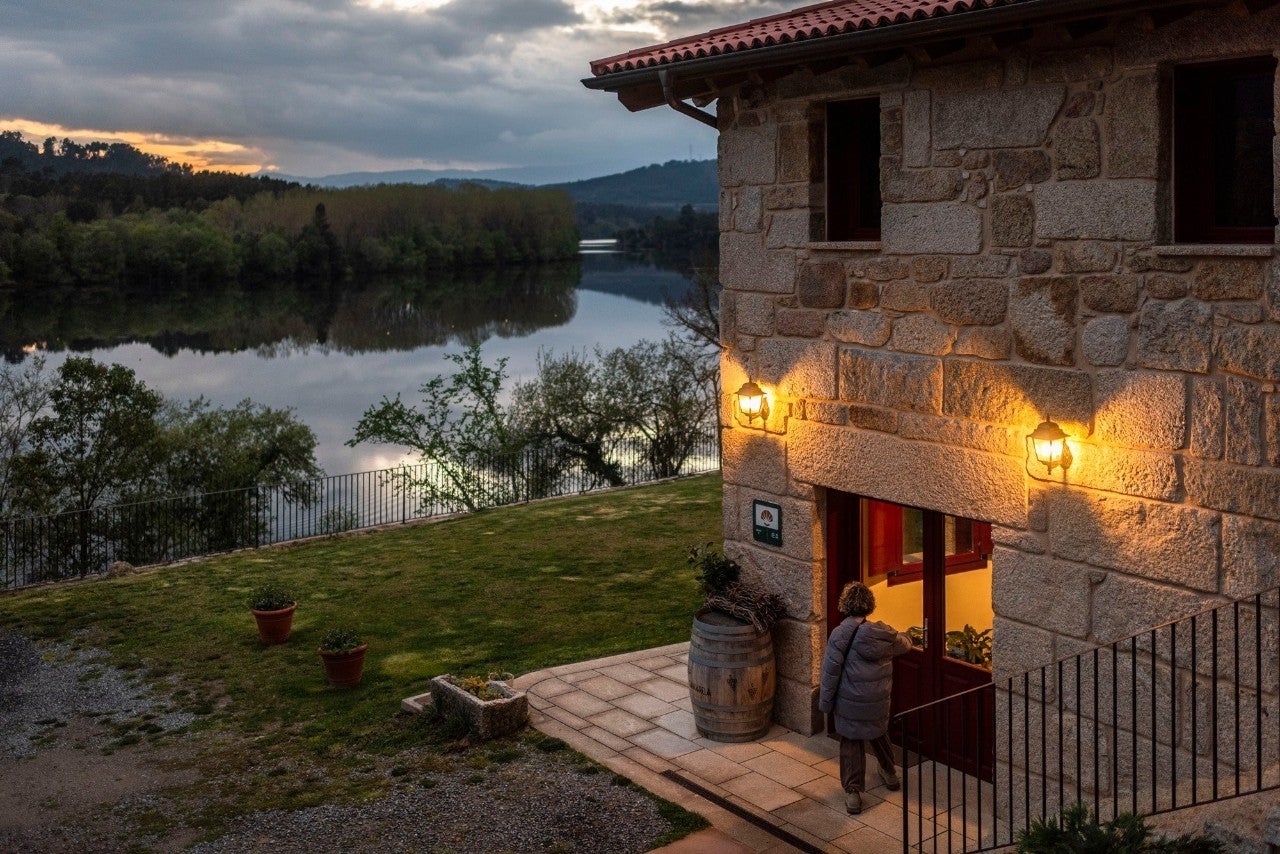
[0,631,690,853]
[190,753,674,854]
[0,630,194,757]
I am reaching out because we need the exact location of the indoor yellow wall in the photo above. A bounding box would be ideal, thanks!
[946,565,994,634]
[862,564,994,638]
[867,574,924,634]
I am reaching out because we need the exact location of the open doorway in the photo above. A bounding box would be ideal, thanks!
[826,491,995,779]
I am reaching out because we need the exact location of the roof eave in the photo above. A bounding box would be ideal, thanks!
[582,0,1209,111]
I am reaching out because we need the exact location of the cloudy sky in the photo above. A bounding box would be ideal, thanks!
[1,0,794,182]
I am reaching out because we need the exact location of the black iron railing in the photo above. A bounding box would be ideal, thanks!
[1,432,721,591]
[897,584,1280,852]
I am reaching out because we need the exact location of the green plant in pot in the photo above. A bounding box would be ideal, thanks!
[249,584,297,644]
[318,627,368,688]
[945,624,992,668]
[687,542,787,743]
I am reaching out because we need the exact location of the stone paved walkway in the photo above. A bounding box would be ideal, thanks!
[513,643,977,853]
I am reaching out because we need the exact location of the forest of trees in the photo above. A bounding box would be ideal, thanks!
[616,204,719,259]
[0,131,580,290]
[350,338,718,514]
[0,357,321,583]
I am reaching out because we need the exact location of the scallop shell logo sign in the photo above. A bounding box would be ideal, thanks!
[752,499,782,547]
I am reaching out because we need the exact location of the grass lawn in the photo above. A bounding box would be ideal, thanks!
[0,473,722,844]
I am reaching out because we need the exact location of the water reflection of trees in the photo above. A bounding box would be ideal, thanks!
[0,262,580,361]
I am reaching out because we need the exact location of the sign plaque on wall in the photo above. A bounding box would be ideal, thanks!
[752,499,782,547]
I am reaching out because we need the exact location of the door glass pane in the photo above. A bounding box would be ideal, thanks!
[945,515,973,556]
[864,501,924,648]
[943,513,993,670]
[902,507,923,566]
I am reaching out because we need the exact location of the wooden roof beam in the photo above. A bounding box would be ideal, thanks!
[921,37,968,61]
[992,27,1034,50]
[865,48,905,68]
[1146,6,1199,27]
[1063,17,1110,39]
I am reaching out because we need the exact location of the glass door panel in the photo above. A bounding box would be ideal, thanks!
[864,501,924,642]
[942,512,994,671]
[943,558,994,670]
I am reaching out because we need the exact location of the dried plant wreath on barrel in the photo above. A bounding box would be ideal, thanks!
[688,542,787,632]
[703,583,787,633]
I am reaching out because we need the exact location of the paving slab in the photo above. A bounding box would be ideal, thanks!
[673,748,752,785]
[774,796,864,842]
[577,674,634,701]
[520,642,925,853]
[742,751,827,788]
[554,689,615,718]
[637,677,689,702]
[649,828,755,853]
[631,727,702,759]
[588,707,657,738]
[598,662,658,684]
[614,692,678,720]
[723,773,805,812]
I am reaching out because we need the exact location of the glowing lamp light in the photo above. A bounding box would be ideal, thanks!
[735,381,769,423]
[1030,419,1069,473]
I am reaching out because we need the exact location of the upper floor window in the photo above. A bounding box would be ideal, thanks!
[1174,57,1277,244]
[825,98,881,241]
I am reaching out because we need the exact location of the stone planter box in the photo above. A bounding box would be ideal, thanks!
[425,675,528,740]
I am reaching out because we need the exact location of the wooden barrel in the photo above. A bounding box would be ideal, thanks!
[688,609,776,742]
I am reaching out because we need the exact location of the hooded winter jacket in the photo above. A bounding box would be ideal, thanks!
[817,616,912,740]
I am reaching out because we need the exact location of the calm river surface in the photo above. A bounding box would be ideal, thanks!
[10,251,692,475]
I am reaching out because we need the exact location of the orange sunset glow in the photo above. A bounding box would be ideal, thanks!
[0,118,271,174]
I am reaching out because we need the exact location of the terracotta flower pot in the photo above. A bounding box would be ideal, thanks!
[319,644,368,688]
[251,603,297,644]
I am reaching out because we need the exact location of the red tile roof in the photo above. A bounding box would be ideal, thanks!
[589,0,1031,76]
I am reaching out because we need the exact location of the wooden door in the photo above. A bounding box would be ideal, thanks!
[826,491,995,780]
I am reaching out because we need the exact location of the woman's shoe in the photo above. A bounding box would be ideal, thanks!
[879,766,901,791]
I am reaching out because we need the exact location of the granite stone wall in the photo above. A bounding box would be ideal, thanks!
[714,4,1280,736]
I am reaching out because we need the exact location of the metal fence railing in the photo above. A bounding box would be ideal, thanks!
[895,584,1280,852]
[1,431,721,591]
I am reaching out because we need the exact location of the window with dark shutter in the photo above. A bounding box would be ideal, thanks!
[1174,57,1277,244]
[825,98,882,241]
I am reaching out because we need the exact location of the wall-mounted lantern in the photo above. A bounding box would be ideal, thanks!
[735,381,769,423]
[1029,418,1070,473]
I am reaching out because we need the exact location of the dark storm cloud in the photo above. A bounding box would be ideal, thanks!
[0,0,793,177]
[606,0,790,30]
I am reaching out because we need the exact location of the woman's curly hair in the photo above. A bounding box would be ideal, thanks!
[838,581,876,617]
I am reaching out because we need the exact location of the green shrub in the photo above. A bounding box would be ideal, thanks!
[248,584,294,611]
[687,542,739,595]
[1016,803,1223,853]
[318,628,363,653]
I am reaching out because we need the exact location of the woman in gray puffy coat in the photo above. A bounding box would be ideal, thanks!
[818,581,912,815]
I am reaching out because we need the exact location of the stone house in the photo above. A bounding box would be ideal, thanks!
[586,0,1280,828]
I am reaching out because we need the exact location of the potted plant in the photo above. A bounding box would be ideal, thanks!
[945,623,993,668]
[427,671,528,740]
[318,628,368,688]
[686,543,787,743]
[249,584,297,644]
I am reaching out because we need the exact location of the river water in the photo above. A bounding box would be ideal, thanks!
[6,250,691,475]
